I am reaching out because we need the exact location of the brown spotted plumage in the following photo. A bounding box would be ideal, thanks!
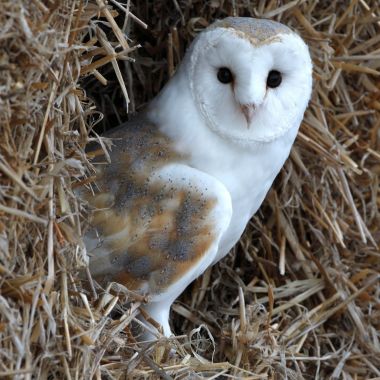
[210,18,291,44]
[83,119,224,297]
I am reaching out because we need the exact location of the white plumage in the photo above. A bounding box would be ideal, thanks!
[83,17,312,337]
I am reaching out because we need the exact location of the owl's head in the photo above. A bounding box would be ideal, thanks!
[184,17,312,144]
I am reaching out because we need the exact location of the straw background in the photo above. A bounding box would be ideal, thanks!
[0,0,379,379]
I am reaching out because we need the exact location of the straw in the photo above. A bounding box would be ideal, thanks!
[0,0,379,378]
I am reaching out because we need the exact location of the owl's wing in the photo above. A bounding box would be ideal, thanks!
[82,119,232,301]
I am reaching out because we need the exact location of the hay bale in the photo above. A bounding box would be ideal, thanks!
[0,0,379,378]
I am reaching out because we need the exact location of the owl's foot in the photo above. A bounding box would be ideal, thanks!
[138,301,172,340]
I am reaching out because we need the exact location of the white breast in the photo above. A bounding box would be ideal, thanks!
[186,122,299,262]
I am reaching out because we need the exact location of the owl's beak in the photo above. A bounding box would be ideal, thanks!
[240,104,255,128]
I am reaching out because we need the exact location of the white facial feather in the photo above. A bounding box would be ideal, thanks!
[86,17,313,338]
[185,21,312,144]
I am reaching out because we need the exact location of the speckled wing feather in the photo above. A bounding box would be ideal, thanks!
[210,17,291,42]
[82,118,232,299]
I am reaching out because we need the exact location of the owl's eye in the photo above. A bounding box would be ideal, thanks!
[217,67,233,84]
[267,70,282,88]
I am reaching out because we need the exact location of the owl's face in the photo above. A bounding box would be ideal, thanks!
[186,18,313,145]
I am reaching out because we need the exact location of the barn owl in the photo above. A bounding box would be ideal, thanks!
[82,17,312,337]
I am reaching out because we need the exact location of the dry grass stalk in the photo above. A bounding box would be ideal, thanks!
[0,0,379,379]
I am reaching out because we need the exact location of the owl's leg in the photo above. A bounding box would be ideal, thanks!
[140,300,172,338]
